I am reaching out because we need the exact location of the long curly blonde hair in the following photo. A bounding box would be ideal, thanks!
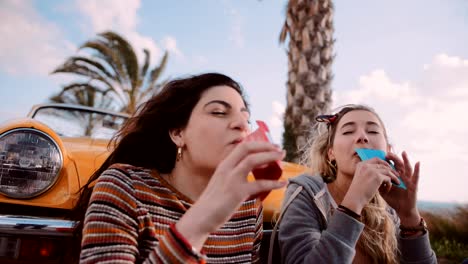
[301,104,398,263]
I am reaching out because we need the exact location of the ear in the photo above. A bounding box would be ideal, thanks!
[168,128,184,147]
[327,147,335,161]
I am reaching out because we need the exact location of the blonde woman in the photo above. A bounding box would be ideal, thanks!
[278,105,436,263]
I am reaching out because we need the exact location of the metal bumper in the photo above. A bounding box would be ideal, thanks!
[0,215,77,237]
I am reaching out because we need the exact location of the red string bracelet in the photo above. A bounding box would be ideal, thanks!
[169,223,206,263]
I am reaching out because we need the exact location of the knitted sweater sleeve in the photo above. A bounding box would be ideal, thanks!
[252,200,263,263]
[79,168,205,264]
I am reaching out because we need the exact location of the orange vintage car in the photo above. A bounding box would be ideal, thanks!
[0,103,306,263]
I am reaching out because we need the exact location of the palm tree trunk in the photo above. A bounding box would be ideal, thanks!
[281,0,334,162]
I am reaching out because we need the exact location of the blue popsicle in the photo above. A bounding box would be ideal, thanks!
[355,148,407,190]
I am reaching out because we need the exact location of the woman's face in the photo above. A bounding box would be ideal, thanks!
[328,110,388,177]
[178,85,250,171]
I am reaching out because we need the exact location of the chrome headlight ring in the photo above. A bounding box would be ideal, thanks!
[0,128,63,199]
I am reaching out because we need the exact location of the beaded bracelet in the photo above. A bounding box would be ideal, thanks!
[337,205,362,221]
[399,217,427,238]
[400,229,424,238]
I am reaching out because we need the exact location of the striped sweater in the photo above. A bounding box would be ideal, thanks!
[80,163,263,264]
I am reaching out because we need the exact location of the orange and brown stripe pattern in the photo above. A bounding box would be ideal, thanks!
[80,164,263,264]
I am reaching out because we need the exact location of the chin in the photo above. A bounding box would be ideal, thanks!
[342,166,357,178]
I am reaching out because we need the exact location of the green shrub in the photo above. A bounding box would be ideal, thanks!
[431,239,468,263]
[421,205,468,263]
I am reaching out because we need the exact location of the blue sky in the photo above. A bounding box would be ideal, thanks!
[1,0,467,203]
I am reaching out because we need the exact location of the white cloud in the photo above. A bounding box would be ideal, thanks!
[223,1,244,48]
[272,100,285,114]
[270,100,285,127]
[338,69,419,106]
[76,0,164,65]
[334,53,468,202]
[431,53,468,68]
[0,0,74,76]
[162,36,184,59]
[76,0,216,74]
[76,0,139,33]
[418,54,468,98]
[267,101,285,144]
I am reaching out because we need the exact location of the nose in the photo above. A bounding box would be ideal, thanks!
[230,113,250,132]
[357,137,369,143]
[356,131,369,144]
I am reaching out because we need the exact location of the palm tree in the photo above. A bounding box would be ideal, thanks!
[49,86,114,136]
[51,31,168,114]
[50,85,112,109]
[280,0,335,162]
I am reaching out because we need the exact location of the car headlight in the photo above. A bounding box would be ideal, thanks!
[0,128,62,199]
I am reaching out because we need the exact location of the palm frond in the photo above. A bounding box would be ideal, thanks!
[80,39,126,84]
[51,31,168,115]
[55,56,115,80]
[49,94,65,103]
[138,81,166,103]
[279,22,289,43]
[51,84,98,105]
[99,31,140,90]
[52,60,115,91]
[147,51,168,91]
[140,49,151,83]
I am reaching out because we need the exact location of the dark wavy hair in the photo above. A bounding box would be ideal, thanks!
[70,72,247,234]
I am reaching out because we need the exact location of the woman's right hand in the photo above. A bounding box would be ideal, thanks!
[176,140,287,249]
[341,157,400,214]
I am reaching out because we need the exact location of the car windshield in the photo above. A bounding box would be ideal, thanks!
[32,107,128,139]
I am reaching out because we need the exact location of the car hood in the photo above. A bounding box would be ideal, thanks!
[61,137,111,186]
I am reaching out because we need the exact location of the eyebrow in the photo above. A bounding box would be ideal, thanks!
[340,121,380,129]
[204,100,250,113]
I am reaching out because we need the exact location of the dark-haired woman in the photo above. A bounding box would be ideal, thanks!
[75,73,286,263]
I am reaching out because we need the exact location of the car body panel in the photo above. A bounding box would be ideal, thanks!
[61,137,110,188]
[0,118,79,208]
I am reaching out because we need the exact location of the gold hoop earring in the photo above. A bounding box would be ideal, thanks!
[176,147,182,162]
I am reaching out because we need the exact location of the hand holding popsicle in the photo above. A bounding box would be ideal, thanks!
[354,148,422,225]
[342,156,401,214]
[383,151,422,226]
[355,148,406,189]
[244,121,283,200]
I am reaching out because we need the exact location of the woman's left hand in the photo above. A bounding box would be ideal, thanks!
[381,151,422,226]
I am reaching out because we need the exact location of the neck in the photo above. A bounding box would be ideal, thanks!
[165,162,213,202]
[327,171,353,205]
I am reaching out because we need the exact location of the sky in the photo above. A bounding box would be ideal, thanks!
[1,0,467,203]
